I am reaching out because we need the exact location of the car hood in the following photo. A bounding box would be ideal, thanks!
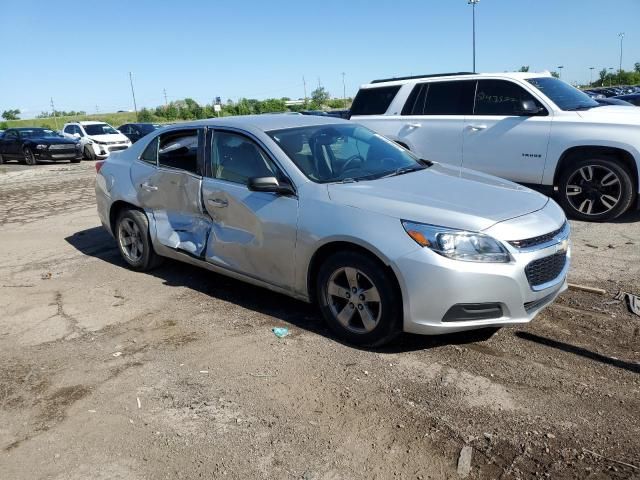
[29,136,77,145]
[576,105,640,125]
[88,133,129,142]
[327,163,549,232]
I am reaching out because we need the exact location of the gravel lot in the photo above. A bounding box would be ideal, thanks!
[0,161,639,479]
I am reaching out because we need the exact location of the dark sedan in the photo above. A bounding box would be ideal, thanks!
[613,94,640,107]
[117,123,163,143]
[0,128,82,165]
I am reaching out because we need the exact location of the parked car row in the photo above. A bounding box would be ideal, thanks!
[349,71,640,222]
[0,121,165,165]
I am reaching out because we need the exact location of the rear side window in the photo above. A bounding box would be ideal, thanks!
[140,137,159,165]
[350,86,401,116]
[475,80,540,115]
[157,129,200,174]
[402,81,475,115]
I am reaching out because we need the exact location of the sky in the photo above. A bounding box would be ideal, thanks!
[1,0,639,118]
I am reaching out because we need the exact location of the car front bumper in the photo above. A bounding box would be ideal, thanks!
[395,229,570,335]
[34,148,82,161]
[88,142,131,159]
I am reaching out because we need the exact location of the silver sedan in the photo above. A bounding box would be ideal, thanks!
[95,115,570,346]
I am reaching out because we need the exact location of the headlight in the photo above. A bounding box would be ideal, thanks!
[36,144,48,150]
[402,221,511,263]
[91,139,105,145]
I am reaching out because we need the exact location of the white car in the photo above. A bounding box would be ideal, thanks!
[350,72,640,221]
[62,121,131,160]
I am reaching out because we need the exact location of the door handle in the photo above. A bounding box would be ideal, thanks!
[140,182,158,191]
[405,122,422,129]
[207,198,228,208]
[468,124,487,131]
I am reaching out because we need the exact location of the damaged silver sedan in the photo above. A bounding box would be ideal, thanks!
[96,115,570,346]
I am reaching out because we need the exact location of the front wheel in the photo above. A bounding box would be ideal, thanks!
[83,145,96,160]
[23,147,37,165]
[115,209,163,271]
[558,157,634,221]
[317,251,401,347]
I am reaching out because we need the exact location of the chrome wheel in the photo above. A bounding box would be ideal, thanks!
[118,218,144,263]
[565,164,622,216]
[325,267,382,334]
[24,148,36,165]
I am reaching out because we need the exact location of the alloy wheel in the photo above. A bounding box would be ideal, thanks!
[325,267,382,334]
[24,149,35,165]
[118,218,144,263]
[565,164,622,216]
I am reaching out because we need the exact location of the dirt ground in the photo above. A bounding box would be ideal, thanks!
[0,161,639,480]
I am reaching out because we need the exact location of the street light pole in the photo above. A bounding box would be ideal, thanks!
[608,67,614,86]
[341,72,347,109]
[589,67,594,86]
[618,32,624,73]
[468,0,479,73]
[557,65,564,79]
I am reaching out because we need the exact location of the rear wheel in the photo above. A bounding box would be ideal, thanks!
[558,157,634,221]
[115,209,163,271]
[23,147,37,165]
[317,251,401,347]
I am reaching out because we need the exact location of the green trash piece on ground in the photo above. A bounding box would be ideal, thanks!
[271,327,289,338]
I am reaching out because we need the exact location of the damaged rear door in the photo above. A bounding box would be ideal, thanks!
[201,129,299,289]
[131,127,211,256]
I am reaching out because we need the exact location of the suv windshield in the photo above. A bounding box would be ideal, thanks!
[83,123,119,136]
[19,129,62,138]
[269,124,426,183]
[527,77,599,111]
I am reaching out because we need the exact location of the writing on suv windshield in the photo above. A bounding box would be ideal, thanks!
[269,124,426,183]
[84,124,119,136]
[527,77,599,111]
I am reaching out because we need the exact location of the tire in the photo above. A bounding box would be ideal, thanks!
[115,209,163,271]
[558,156,634,221]
[23,147,37,165]
[317,251,401,347]
[83,145,96,160]
[0,153,4,165]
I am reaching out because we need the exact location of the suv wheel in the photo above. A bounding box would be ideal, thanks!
[317,251,401,347]
[23,147,37,165]
[84,145,96,160]
[558,157,634,221]
[115,209,163,271]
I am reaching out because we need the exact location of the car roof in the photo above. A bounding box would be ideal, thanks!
[165,114,350,132]
[360,71,553,88]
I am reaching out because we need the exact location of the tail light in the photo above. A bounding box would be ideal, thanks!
[95,160,105,173]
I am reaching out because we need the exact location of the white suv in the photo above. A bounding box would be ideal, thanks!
[350,72,640,221]
[62,121,131,160]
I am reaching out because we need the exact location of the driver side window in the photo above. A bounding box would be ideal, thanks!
[211,132,280,185]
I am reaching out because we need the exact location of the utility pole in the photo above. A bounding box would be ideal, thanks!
[50,98,58,130]
[618,32,625,73]
[589,67,594,85]
[163,88,168,107]
[617,32,625,86]
[341,72,347,109]
[317,77,321,89]
[96,105,100,114]
[468,0,479,73]
[129,71,138,121]
[303,76,307,104]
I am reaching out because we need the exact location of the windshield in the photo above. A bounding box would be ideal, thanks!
[527,77,599,111]
[19,129,62,139]
[268,124,425,183]
[140,124,163,134]
[83,123,119,136]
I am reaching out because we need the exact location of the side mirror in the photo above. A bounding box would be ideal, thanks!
[248,176,295,195]
[73,132,80,138]
[518,99,544,116]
